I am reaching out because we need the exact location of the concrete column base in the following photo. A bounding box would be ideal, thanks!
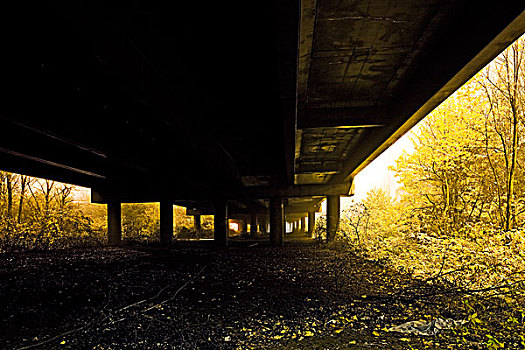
[214,200,228,246]
[160,201,173,245]
[308,211,316,237]
[326,195,340,240]
[250,212,257,235]
[194,214,201,232]
[270,197,284,246]
[107,202,122,245]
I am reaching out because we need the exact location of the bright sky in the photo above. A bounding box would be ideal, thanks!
[352,132,414,200]
[337,125,420,211]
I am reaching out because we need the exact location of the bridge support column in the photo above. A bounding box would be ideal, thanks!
[238,219,246,234]
[259,215,268,233]
[326,195,340,240]
[214,200,228,246]
[160,201,173,245]
[107,202,121,245]
[308,211,316,236]
[300,217,306,233]
[194,215,201,232]
[250,212,257,235]
[270,197,284,246]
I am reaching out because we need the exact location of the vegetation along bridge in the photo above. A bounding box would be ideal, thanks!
[0,1,524,246]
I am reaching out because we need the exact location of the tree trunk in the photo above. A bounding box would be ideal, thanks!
[6,174,13,218]
[17,176,27,223]
[442,172,450,234]
[504,42,522,232]
[505,97,518,231]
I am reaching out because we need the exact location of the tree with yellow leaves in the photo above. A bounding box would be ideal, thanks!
[394,37,525,236]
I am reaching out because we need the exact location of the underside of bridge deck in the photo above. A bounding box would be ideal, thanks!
[0,1,523,245]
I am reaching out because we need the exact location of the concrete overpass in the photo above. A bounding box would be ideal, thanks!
[0,1,524,245]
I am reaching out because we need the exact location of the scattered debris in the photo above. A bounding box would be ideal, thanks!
[387,318,467,336]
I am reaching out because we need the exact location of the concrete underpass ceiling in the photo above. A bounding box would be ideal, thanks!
[295,0,525,190]
[295,0,461,185]
[0,1,523,216]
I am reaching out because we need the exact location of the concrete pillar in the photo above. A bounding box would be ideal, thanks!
[326,195,340,240]
[250,212,257,235]
[300,217,306,233]
[259,215,268,233]
[160,201,173,245]
[214,200,228,246]
[308,211,316,236]
[238,219,246,233]
[270,197,284,246]
[107,202,122,245]
[194,214,201,232]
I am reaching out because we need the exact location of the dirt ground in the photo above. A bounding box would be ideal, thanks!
[1,233,470,349]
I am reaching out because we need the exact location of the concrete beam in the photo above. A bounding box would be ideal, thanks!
[91,185,233,204]
[92,182,351,203]
[245,182,351,199]
[296,160,341,174]
[0,137,107,181]
[188,206,267,216]
[285,212,308,221]
[107,202,121,245]
[186,208,209,216]
[326,195,340,240]
[285,201,322,214]
[298,107,388,129]
[160,201,173,245]
[0,111,109,188]
[0,150,105,190]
